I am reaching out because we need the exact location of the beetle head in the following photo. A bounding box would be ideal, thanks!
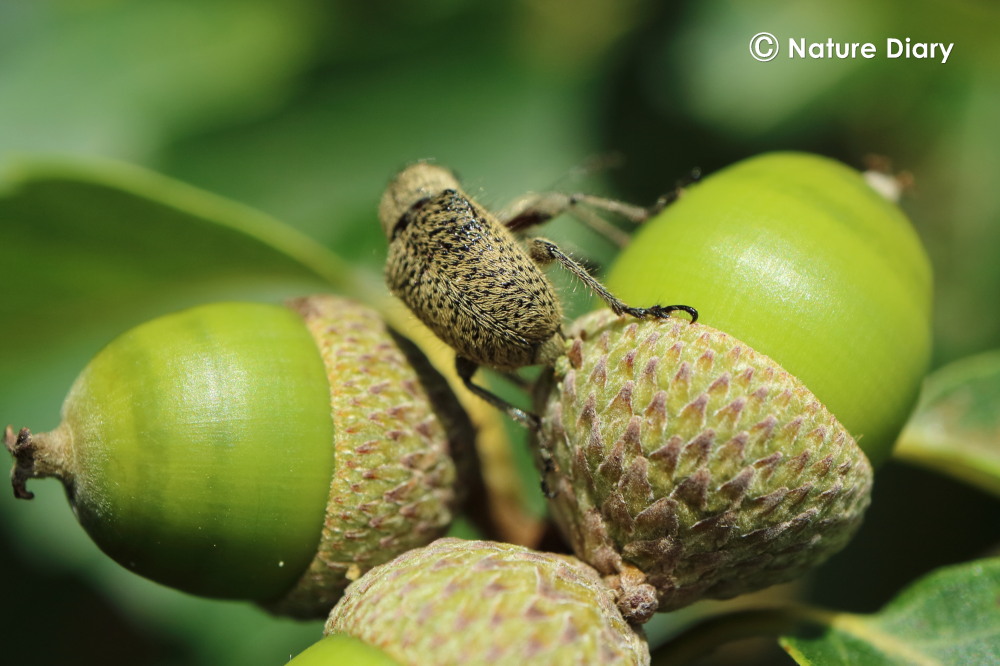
[379,162,460,239]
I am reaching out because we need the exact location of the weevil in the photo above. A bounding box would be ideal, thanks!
[380,162,697,427]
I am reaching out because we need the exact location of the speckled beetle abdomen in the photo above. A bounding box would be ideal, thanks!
[385,190,564,371]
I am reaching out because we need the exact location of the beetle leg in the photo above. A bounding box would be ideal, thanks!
[499,192,634,247]
[455,357,541,430]
[498,168,702,246]
[527,238,699,323]
[498,370,533,390]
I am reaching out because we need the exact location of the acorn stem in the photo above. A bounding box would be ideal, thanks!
[5,424,73,500]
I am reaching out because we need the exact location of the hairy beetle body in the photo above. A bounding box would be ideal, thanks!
[385,187,564,371]
[380,162,697,426]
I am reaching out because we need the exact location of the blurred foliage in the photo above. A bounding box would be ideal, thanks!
[1,0,999,664]
[896,349,1000,496]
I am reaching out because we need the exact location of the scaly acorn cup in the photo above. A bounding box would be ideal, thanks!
[534,311,873,622]
[5,295,467,618]
[325,538,650,666]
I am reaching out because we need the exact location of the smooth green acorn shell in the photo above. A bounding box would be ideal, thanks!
[606,152,933,465]
[56,302,335,601]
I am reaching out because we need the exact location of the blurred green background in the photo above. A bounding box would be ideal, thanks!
[1,1,998,664]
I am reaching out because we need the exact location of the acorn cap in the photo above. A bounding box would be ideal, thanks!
[326,538,650,665]
[535,311,873,621]
[267,295,470,617]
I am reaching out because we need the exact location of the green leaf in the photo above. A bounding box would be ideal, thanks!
[780,558,1000,665]
[894,349,1000,497]
[0,155,375,432]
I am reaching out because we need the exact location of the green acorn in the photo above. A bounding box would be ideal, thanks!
[6,295,468,617]
[534,311,873,622]
[325,538,650,665]
[605,152,933,466]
